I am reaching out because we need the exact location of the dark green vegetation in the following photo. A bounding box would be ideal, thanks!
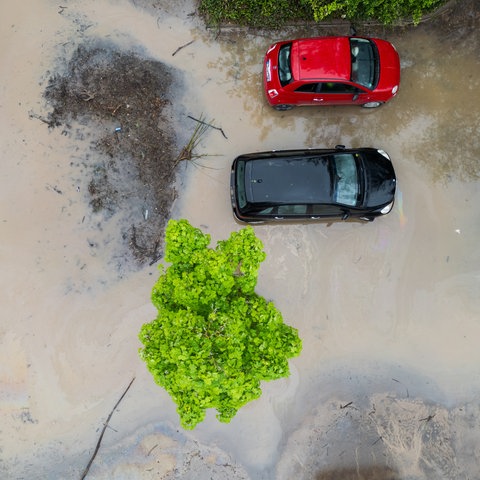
[199,0,447,27]
[139,219,302,429]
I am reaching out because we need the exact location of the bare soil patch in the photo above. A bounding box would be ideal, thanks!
[43,42,180,266]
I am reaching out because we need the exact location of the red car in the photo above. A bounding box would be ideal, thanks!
[263,36,400,110]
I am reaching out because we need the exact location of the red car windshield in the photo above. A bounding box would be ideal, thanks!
[350,38,379,90]
[278,43,293,86]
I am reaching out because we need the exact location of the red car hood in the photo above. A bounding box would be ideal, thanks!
[373,38,401,91]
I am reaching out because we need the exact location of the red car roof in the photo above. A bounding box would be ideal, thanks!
[291,37,351,82]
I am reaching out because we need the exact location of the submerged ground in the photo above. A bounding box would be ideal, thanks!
[1,0,480,478]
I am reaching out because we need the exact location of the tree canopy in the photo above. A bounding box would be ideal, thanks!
[139,219,302,429]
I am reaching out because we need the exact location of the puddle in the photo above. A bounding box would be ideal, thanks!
[1,0,480,478]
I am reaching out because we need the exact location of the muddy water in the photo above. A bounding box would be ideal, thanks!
[1,0,480,478]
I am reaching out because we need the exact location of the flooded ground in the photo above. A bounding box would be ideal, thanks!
[1,0,480,478]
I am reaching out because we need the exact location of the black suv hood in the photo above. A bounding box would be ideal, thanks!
[362,153,396,208]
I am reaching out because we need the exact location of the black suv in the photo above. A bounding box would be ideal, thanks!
[230,146,396,223]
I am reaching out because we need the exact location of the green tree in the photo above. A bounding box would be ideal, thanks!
[139,219,302,429]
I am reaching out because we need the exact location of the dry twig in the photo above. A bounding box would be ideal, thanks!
[187,115,228,139]
[172,40,195,56]
[80,377,135,479]
[175,114,213,166]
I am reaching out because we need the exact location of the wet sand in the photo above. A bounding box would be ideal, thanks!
[1,0,480,478]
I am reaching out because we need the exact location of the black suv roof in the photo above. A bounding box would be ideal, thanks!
[244,154,332,205]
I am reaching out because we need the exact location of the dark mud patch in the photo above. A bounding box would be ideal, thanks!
[44,43,180,266]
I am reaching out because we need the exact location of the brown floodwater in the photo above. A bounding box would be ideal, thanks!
[1,0,480,478]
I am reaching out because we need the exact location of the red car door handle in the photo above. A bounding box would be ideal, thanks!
[313,98,324,102]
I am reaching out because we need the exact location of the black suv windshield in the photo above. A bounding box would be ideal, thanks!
[332,153,360,206]
[278,43,293,86]
[350,38,379,90]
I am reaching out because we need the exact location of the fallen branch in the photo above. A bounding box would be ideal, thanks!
[392,377,410,398]
[187,115,228,139]
[80,377,135,480]
[419,414,435,423]
[46,183,63,195]
[174,114,211,166]
[172,40,195,57]
[148,240,161,266]
[146,444,159,456]
[28,111,51,125]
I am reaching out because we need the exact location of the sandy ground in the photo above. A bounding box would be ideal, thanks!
[1,0,480,479]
